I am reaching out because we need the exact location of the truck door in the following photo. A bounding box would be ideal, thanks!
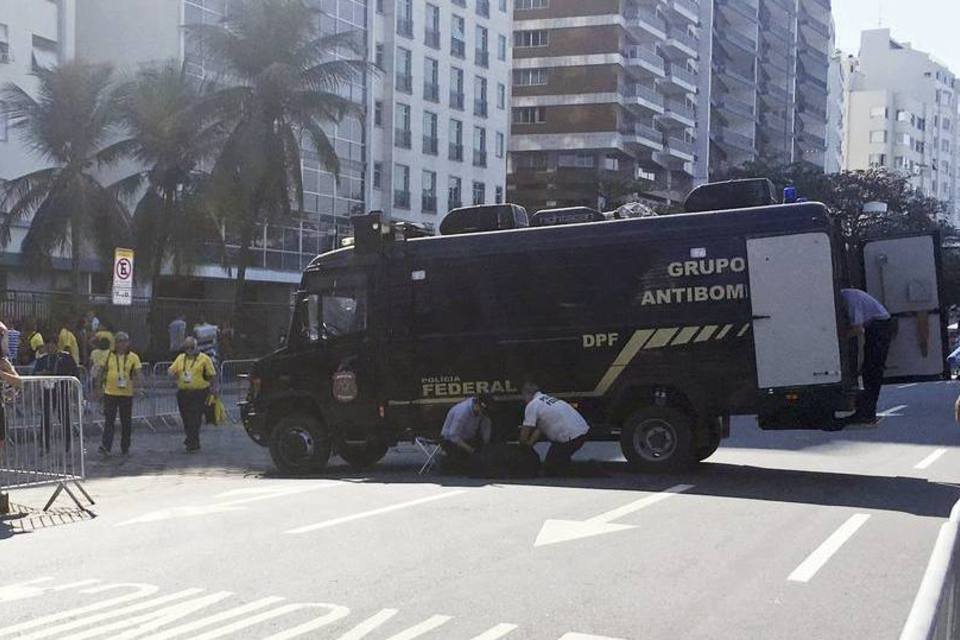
[862,234,948,382]
[747,233,843,389]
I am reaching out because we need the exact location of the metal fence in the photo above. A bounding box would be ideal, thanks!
[0,376,94,512]
[900,500,960,640]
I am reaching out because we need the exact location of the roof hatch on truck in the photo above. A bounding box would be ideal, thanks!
[684,178,779,213]
[439,204,529,236]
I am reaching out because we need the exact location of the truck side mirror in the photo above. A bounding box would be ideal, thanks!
[306,294,321,343]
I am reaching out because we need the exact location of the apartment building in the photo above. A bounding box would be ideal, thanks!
[508,0,710,212]
[844,29,959,226]
[0,0,76,292]
[824,49,851,174]
[368,0,512,231]
[709,0,833,175]
[508,0,834,214]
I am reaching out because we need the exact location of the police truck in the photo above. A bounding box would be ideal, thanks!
[240,184,948,474]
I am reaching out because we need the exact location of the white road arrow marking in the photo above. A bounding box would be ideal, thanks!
[534,484,694,547]
[877,404,907,417]
[286,491,465,534]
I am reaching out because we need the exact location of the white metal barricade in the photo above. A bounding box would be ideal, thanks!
[901,500,960,640]
[0,376,94,512]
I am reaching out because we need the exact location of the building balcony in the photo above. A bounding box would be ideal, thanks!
[716,128,755,152]
[664,0,700,23]
[394,190,411,209]
[396,73,412,94]
[449,143,464,161]
[718,0,759,22]
[663,29,699,59]
[623,84,665,113]
[761,82,790,103]
[395,128,412,149]
[425,28,441,49]
[663,65,698,92]
[797,99,827,120]
[624,45,666,77]
[423,135,439,155]
[720,28,758,54]
[422,194,437,213]
[765,0,796,16]
[663,137,696,160]
[423,82,440,102]
[475,49,489,68]
[474,99,488,117]
[799,13,831,40]
[396,17,413,38]
[625,8,667,39]
[451,38,466,59]
[759,113,788,133]
[715,96,755,121]
[473,150,488,167]
[660,99,697,127]
[623,122,665,150]
[718,65,756,88]
[450,91,465,110]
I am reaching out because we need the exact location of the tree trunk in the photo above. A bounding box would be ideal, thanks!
[71,212,83,313]
[147,190,176,359]
[232,217,256,323]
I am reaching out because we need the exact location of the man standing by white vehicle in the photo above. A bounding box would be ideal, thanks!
[518,382,590,476]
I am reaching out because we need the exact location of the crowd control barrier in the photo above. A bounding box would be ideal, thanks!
[900,501,960,640]
[0,376,94,512]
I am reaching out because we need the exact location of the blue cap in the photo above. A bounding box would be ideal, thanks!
[783,186,798,203]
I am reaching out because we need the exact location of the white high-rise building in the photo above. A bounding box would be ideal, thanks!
[824,49,851,174]
[369,0,511,231]
[844,29,959,226]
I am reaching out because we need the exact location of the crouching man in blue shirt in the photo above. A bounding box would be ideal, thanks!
[440,394,493,473]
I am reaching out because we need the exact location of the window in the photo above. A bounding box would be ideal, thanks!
[472,181,486,205]
[513,68,548,86]
[450,66,465,109]
[476,0,490,18]
[423,111,439,154]
[449,176,463,209]
[897,110,913,124]
[376,0,383,13]
[513,106,547,124]
[896,132,912,146]
[425,3,441,49]
[559,154,595,168]
[515,0,549,8]
[397,0,413,37]
[449,118,464,161]
[424,57,440,102]
[474,76,488,117]
[497,34,507,62]
[499,0,507,11]
[514,30,548,47]
[375,43,384,68]
[395,103,411,148]
[373,162,382,189]
[394,164,411,209]
[495,185,504,203]
[31,35,58,71]
[870,106,888,119]
[894,156,908,170]
[0,23,10,62]
[918,118,927,131]
[451,14,466,58]
[944,139,952,152]
[422,170,437,213]
[945,118,952,131]
[476,26,489,67]
[496,131,505,158]
[374,100,383,127]
[497,82,506,109]
[473,126,487,167]
[869,130,887,143]
[396,47,413,93]
[868,153,886,167]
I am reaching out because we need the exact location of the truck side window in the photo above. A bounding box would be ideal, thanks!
[322,291,366,336]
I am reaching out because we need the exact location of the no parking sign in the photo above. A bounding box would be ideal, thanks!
[112,247,134,306]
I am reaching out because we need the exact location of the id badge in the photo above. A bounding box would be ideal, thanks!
[117,377,128,389]
[183,371,193,384]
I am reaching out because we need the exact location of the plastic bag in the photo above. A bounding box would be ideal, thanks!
[204,394,227,425]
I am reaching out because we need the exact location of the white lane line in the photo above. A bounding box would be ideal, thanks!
[383,615,452,640]
[878,404,908,417]
[286,490,467,534]
[898,383,919,389]
[915,448,949,470]
[334,610,400,640]
[788,514,871,583]
[469,624,519,640]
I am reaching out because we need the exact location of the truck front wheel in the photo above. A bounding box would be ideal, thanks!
[269,413,331,475]
[619,407,694,471]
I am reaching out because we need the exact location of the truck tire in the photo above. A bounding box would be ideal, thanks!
[269,413,331,475]
[693,418,723,462]
[619,407,694,471]
[337,442,389,469]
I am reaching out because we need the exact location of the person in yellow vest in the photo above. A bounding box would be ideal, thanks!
[97,332,142,455]
[168,336,218,453]
[57,320,80,365]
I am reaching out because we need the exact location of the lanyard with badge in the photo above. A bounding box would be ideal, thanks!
[114,353,129,389]
[182,355,196,384]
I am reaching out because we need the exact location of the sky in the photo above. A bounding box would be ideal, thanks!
[832,0,960,73]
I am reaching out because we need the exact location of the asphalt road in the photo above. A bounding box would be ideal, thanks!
[2,381,959,640]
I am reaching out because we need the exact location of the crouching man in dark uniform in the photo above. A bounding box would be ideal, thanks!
[841,288,895,425]
[439,394,493,473]
[518,382,589,476]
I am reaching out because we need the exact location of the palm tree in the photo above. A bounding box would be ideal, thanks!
[0,62,131,304]
[186,0,369,313]
[107,61,224,346]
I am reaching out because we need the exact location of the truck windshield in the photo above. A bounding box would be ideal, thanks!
[293,271,367,344]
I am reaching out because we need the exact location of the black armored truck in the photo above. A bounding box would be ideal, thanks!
[240,183,948,474]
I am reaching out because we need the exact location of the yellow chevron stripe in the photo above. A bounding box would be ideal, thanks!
[737,323,751,337]
[715,324,733,340]
[671,326,700,346]
[695,325,718,342]
[644,327,680,349]
[593,329,655,394]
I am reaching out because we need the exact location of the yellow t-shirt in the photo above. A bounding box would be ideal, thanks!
[103,351,142,397]
[170,353,216,391]
[58,328,79,364]
[95,330,115,351]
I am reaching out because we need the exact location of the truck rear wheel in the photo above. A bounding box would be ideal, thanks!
[269,413,331,475]
[619,407,694,471]
[693,418,723,462]
[337,442,389,469]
